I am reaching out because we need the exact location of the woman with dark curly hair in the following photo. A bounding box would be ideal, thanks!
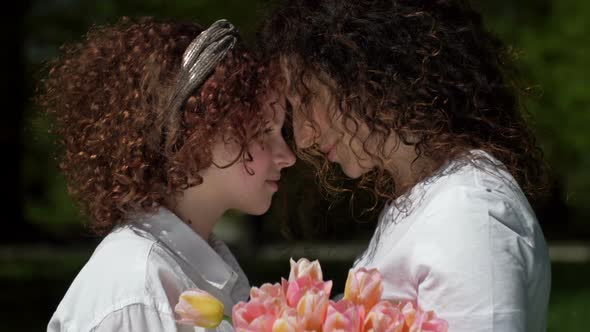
[259,0,550,330]
[39,17,295,331]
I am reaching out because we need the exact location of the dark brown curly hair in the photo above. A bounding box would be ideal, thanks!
[37,17,267,235]
[259,0,548,212]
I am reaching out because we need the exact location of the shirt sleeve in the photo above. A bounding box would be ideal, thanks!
[92,303,201,332]
[413,186,530,332]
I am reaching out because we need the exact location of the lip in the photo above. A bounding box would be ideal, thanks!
[265,180,279,191]
[321,143,338,162]
[319,143,335,154]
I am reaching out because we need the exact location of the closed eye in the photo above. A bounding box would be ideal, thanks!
[262,119,274,134]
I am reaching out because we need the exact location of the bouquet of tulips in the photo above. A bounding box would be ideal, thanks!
[175,258,448,332]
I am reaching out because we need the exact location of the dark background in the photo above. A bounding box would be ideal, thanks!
[1,0,589,330]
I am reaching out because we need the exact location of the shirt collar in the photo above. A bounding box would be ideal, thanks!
[130,208,250,303]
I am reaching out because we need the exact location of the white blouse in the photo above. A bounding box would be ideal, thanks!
[48,208,250,332]
[354,150,551,332]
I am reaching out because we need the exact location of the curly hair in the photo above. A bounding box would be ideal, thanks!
[259,0,548,211]
[37,17,267,235]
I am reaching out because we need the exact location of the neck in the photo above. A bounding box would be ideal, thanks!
[381,138,431,195]
[166,182,228,242]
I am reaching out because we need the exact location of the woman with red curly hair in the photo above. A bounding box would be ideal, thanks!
[39,18,295,331]
[260,0,550,330]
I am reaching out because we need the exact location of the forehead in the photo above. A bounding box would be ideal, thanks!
[279,55,334,92]
[283,76,336,122]
[279,71,334,109]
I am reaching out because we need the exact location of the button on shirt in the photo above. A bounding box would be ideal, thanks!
[354,151,551,331]
[48,208,250,332]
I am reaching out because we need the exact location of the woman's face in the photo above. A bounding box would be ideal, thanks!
[207,95,296,215]
[287,81,375,179]
[284,75,418,183]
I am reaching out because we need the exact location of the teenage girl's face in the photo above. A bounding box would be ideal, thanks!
[211,95,296,215]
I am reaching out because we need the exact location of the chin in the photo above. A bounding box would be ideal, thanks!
[340,164,364,179]
[243,200,272,216]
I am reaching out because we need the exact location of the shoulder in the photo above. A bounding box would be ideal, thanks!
[48,226,189,331]
[65,226,157,294]
[417,154,534,231]
[403,153,549,263]
[398,154,546,257]
[90,302,198,332]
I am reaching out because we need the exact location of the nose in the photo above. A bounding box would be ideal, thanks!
[275,139,296,169]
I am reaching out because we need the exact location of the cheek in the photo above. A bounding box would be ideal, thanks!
[315,109,337,136]
[344,120,373,156]
[339,134,375,172]
[242,144,273,179]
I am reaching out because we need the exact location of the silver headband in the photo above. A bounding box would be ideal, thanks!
[169,19,238,112]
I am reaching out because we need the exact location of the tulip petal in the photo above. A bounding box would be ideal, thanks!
[175,289,224,328]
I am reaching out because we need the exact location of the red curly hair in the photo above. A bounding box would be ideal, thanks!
[37,17,267,235]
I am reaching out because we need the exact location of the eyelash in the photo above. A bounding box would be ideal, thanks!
[262,120,273,134]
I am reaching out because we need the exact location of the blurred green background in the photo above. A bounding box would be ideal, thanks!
[2,0,589,330]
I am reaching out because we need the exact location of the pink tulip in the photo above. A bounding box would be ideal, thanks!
[288,258,323,282]
[282,276,333,308]
[419,316,449,332]
[322,299,365,332]
[401,302,448,332]
[250,283,286,308]
[344,268,383,313]
[272,308,301,332]
[363,301,405,332]
[296,288,330,331]
[233,299,280,332]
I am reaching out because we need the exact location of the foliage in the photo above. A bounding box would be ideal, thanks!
[474,0,590,225]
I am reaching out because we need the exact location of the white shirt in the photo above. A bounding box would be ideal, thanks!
[48,208,250,332]
[354,150,551,332]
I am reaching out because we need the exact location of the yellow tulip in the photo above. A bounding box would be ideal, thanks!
[175,289,225,328]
